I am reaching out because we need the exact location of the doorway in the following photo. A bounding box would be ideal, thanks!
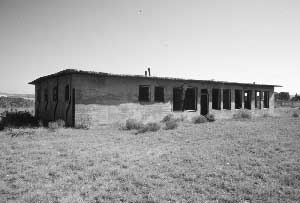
[201,89,209,115]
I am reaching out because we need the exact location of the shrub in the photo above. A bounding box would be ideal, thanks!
[233,111,251,119]
[0,111,38,130]
[75,124,89,130]
[292,112,299,118]
[125,119,144,130]
[205,113,216,122]
[161,114,174,122]
[263,113,270,117]
[0,119,4,131]
[164,119,178,130]
[192,115,207,124]
[48,119,65,130]
[137,122,161,134]
[145,122,161,132]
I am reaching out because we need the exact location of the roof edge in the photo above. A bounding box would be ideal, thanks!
[28,69,282,87]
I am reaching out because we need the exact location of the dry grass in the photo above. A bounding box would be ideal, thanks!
[0,108,300,202]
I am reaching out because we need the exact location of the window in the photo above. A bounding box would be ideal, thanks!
[235,90,242,109]
[139,85,150,102]
[255,91,261,109]
[37,89,41,102]
[263,91,269,108]
[212,89,221,110]
[65,85,70,101]
[173,87,182,111]
[154,86,164,102]
[173,87,197,111]
[44,88,48,102]
[53,86,58,102]
[244,90,252,109]
[183,87,197,111]
[223,89,231,110]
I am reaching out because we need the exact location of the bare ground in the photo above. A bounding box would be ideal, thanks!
[0,108,300,203]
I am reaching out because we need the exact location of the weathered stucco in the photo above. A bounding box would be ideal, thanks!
[32,71,275,127]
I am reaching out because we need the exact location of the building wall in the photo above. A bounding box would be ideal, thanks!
[72,74,275,128]
[34,75,73,126]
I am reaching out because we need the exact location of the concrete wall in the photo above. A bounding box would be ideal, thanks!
[33,73,274,127]
[72,74,275,128]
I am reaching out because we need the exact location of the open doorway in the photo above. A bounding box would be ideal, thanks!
[201,89,209,115]
[244,90,252,109]
[183,87,197,111]
[235,90,242,109]
[173,87,183,111]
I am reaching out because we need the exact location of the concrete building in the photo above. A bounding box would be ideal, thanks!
[29,69,279,127]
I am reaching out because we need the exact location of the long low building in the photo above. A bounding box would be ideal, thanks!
[29,69,280,127]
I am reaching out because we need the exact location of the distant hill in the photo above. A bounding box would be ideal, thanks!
[0,91,34,100]
[0,97,34,109]
[0,91,34,109]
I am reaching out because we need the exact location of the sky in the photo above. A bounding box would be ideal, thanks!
[0,0,299,94]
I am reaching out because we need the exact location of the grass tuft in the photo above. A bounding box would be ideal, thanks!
[205,113,216,122]
[161,114,174,123]
[48,119,65,130]
[137,122,161,134]
[164,119,178,130]
[292,112,299,118]
[125,119,144,130]
[192,115,207,124]
[233,110,252,119]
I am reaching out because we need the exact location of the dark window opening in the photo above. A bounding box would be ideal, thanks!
[44,88,48,102]
[53,86,58,102]
[173,87,183,111]
[37,89,41,102]
[201,89,209,115]
[263,91,270,108]
[183,87,197,111]
[154,86,164,102]
[212,89,221,110]
[65,85,70,101]
[235,90,242,109]
[139,85,150,102]
[223,89,231,110]
[255,91,261,109]
[173,87,197,111]
[244,90,252,109]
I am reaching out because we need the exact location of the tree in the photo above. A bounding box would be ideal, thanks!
[278,92,290,101]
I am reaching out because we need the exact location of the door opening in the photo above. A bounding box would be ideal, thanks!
[201,89,209,115]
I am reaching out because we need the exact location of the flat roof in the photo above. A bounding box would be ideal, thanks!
[29,69,282,87]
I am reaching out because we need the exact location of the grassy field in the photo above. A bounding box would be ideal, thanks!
[0,108,300,203]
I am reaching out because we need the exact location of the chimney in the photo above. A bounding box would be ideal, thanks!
[145,71,147,77]
[148,67,151,77]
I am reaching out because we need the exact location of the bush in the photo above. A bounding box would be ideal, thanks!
[125,119,144,130]
[164,119,178,130]
[137,122,161,134]
[233,111,251,119]
[48,119,65,130]
[0,119,4,131]
[0,111,38,130]
[192,115,207,124]
[205,114,216,122]
[161,114,174,122]
[292,112,299,118]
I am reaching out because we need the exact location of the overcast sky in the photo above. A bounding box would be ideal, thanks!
[0,0,299,94]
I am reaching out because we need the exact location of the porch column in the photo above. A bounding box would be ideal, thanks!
[241,90,245,109]
[208,88,213,112]
[220,88,223,110]
[251,89,255,110]
[231,89,235,110]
